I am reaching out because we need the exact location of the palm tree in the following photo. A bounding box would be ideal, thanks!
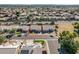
[27,23,31,34]
[15,11,20,24]
[55,29,57,36]
[55,24,58,36]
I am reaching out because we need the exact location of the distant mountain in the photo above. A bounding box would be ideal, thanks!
[0,4,79,8]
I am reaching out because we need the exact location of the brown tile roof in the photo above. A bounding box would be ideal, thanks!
[26,34,51,39]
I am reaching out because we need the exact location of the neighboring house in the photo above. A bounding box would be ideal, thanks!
[0,45,20,54]
[0,25,29,31]
[30,25,41,31]
[0,40,22,54]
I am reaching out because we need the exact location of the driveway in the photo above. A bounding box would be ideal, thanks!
[47,39,60,54]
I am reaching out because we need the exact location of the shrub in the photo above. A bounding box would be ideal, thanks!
[15,32,21,37]
[33,39,45,45]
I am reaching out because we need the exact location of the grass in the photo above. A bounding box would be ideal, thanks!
[33,39,45,45]
[57,22,74,35]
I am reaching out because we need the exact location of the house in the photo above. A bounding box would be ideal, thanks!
[20,43,42,54]
[30,25,41,33]
[0,40,22,54]
[0,25,29,31]
[42,25,54,33]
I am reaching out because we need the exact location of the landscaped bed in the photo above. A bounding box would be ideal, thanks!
[33,39,45,45]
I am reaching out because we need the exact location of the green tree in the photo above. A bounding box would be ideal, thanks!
[15,11,20,24]
[26,16,31,23]
[9,29,16,34]
[59,31,78,54]
[55,24,58,36]
[0,36,5,45]
[50,21,55,25]
[16,12,20,17]
[73,22,79,36]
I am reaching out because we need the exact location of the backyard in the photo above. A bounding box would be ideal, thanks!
[57,22,74,35]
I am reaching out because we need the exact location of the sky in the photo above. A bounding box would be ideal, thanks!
[0,0,79,5]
